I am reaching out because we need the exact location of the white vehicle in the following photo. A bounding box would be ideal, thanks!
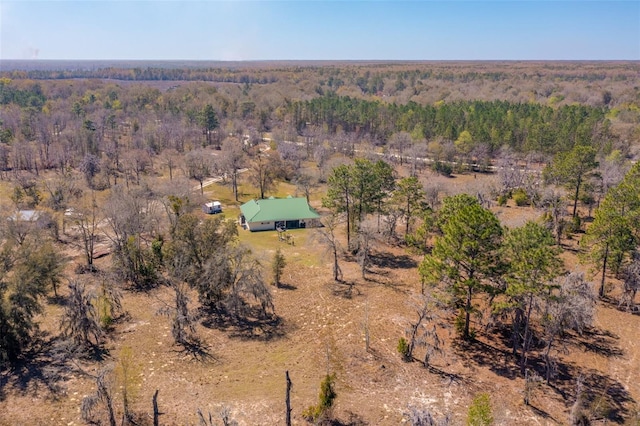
[202,201,222,214]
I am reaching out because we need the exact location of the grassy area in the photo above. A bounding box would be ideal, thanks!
[0,179,15,205]
[204,173,325,206]
[203,179,323,268]
[238,226,321,268]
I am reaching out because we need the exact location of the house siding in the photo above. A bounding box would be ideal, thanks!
[240,197,321,232]
[247,221,275,232]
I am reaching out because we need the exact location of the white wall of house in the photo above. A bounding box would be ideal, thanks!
[247,221,275,231]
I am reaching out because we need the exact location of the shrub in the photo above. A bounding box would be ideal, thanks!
[432,161,453,177]
[302,405,322,423]
[467,393,493,426]
[272,248,286,287]
[95,295,113,328]
[566,215,582,235]
[303,374,337,423]
[397,337,411,361]
[497,194,509,206]
[512,188,530,206]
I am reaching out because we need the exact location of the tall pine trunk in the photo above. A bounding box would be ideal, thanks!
[572,176,582,217]
[599,242,609,298]
[464,286,472,340]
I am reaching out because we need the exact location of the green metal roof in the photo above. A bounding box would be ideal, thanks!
[240,197,321,223]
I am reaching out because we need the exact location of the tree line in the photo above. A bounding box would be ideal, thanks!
[319,156,640,387]
[290,94,613,155]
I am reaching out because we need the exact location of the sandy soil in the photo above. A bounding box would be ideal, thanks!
[1,174,639,426]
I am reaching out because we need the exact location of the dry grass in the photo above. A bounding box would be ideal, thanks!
[1,172,640,426]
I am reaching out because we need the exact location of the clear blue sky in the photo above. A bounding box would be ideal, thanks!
[1,1,639,60]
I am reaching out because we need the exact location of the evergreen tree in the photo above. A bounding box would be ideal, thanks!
[198,104,219,147]
[420,195,502,340]
[392,176,426,238]
[323,164,355,248]
[499,221,562,372]
[543,145,598,218]
[582,162,640,297]
[272,248,286,288]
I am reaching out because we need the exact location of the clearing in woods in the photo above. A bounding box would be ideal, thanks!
[0,172,638,425]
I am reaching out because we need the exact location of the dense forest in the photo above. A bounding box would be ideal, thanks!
[1,61,640,425]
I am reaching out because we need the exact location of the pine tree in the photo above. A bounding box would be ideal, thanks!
[420,195,502,340]
[272,248,286,288]
[499,221,562,372]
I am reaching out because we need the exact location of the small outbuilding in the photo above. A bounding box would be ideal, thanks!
[239,197,321,231]
[202,201,222,214]
[9,210,41,222]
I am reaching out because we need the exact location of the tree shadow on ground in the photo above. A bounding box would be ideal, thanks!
[361,275,409,294]
[201,310,290,342]
[174,338,218,364]
[319,412,368,426]
[449,319,635,422]
[45,294,66,306]
[0,369,5,402]
[516,352,635,424]
[601,295,640,316]
[549,365,635,424]
[0,333,75,402]
[330,280,362,299]
[527,404,560,424]
[369,252,418,270]
[452,338,519,380]
[275,282,297,290]
[429,365,468,386]
[573,327,624,358]
[579,371,635,423]
[453,335,635,423]
[416,362,468,386]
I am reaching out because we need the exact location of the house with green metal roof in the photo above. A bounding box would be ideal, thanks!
[239,197,321,231]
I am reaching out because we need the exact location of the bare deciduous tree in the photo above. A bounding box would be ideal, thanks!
[43,175,82,213]
[160,148,181,181]
[285,371,293,426]
[249,153,275,199]
[81,366,117,426]
[69,192,101,270]
[497,148,541,202]
[313,144,331,182]
[185,149,213,195]
[381,204,403,243]
[158,279,200,349]
[313,215,343,282]
[404,407,452,426]
[356,222,375,279]
[60,279,103,351]
[407,142,428,177]
[542,272,596,383]
[278,140,305,171]
[197,406,238,426]
[403,294,444,366]
[103,186,160,288]
[389,131,412,165]
[79,153,101,189]
[294,173,318,203]
[620,252,640,311]
[217,246,274,320]
[121,148,151,187]
[219,138,245,201]
[156,178,193,236]
[423,182,442,211]
[540,188,568,245]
